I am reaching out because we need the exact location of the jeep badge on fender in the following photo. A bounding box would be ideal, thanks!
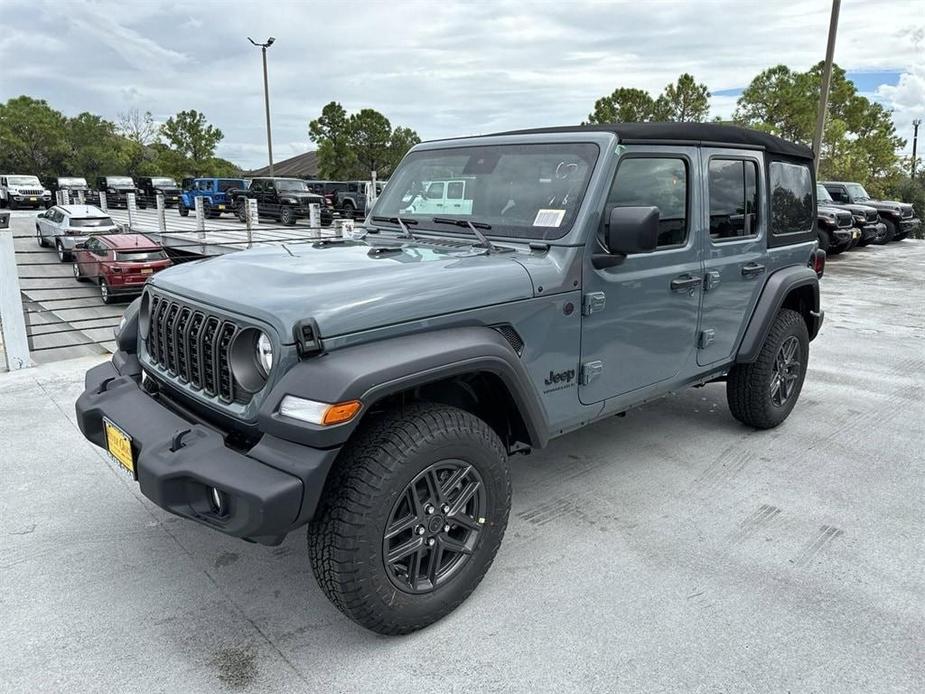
[76,123,823,635]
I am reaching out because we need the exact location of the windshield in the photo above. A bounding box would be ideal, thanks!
[845,183,870,200]
[218,179,245,192]
[70,217,115,228]
[275,179,310,192]
[371,143,599,240]
[9,176,41,186]
[150,177,177,187]
[107,177,134,187]
[816,185,833,203]
[59,177,88,187]
[116,250,167,262]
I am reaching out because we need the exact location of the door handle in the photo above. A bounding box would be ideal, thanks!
[741,262,766,278]
[670,274,703,293]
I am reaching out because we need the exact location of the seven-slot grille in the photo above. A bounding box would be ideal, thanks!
[17,188,44,196]
[835,211,853,228]
[146,293,245,403]
[901,206,913,219]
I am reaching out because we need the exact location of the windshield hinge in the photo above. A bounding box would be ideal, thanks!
[582,292,606,316]
[580,361,603,385]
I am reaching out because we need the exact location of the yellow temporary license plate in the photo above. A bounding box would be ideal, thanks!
[217,204,225,210]
[853,230,860,239]
[104,418,134,475]
[141,268,153,274]
[30,197,37,201]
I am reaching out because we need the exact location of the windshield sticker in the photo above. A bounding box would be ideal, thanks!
[533,209,566,227]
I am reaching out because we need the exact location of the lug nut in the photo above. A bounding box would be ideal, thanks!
[424,504,434,515]
[443,524,450,532]
[441,504,450,514]
[427,538,435,546]
[416,525,426,535]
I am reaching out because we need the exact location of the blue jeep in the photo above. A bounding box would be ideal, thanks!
[178,178,247,218]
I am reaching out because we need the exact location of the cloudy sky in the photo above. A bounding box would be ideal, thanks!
[1,0,922,169]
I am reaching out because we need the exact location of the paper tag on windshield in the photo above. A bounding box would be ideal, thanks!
[533,209,566,227]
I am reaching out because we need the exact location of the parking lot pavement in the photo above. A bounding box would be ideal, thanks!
[1,242,923,693]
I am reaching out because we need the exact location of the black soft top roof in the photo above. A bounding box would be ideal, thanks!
[494,123,812,160]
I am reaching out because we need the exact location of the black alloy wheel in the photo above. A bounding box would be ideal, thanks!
[383,460,487,595]
[769,336,801,408]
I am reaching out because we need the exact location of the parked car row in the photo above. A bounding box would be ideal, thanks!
[34,203,172,304]
[306,179,384,219]
[815,180,920,255]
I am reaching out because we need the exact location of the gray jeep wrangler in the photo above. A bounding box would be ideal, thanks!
[76,123,824,634]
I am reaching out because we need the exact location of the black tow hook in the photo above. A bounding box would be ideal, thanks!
[170,428,192,452]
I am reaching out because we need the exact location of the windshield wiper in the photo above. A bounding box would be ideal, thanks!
[431,217,503,253]
[371,215,418,240]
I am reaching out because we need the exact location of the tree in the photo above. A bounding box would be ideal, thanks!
[656,73,711,122]
[586,88,657,124]
[309,101,355,179]
[585,75,711,124]
[66,113,125,180]
[0,96,69,177]
[733,62,905,183]
[160,109,223,175]
[309,103,420,179]
[118,108,158,176]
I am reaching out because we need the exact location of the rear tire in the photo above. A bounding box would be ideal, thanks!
[726,308,809,430]
[236,200,247,223]
[178,202,189,217]
[100,279,113,304]
[56,240,70,262]
[307,403,511,635]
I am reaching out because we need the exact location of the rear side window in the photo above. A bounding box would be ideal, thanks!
[70,217,114,228]
[709,159,759,241]
[770,162,814,235]
[608,157,688,248]
[116,250,167,262]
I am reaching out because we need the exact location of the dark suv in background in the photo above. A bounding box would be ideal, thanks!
[138,177,182,208]
[96,176,146,209]
[309,180,382,219]
[820,181,919,241]
[231,177,333,226]
[816,198,857,255]
[815,184,886,246]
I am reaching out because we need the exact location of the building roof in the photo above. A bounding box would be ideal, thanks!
[494,123,813,160]
[245,150,319,178]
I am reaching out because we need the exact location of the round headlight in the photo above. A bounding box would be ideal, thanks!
[256,332,273,377]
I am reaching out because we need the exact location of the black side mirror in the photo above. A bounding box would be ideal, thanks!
[74,241,87,250]
[593,206,660,269]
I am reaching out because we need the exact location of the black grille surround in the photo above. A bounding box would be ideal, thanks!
[865,209,878,223]
[144,291,251,405]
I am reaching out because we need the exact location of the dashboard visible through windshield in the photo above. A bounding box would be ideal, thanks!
[372,143,600,240]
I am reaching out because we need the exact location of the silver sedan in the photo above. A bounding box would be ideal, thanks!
[35,205,122,261]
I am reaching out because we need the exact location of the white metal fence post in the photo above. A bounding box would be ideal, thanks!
[0,217,31,370]
[126,193,137,229]
[369,170,378,212]
[77,190,85,205]
[195,195,205,254]
[246,198,258,248]
[98,191,108,211]
[309,203,320,235]
[156,193,167,233]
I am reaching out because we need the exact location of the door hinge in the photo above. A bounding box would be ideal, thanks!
[580,360,603,385]
[704,270,721,291]
[698,329,716,349]
[582,292,606,316]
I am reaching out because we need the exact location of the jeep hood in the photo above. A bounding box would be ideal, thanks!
[150,241,534,341]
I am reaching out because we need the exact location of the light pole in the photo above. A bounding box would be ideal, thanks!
[812,0,841,173]
[913,119,921,180]
[248,36,276,177]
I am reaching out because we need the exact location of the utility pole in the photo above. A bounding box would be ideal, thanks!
[248,37,276,177]
[812,0,841,173]
[913,119,921,180]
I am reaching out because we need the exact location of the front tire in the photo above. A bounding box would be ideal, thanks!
[36,225,47,247]
[816,230,830,255]
[73,262,87,282]
[726,308,809,430]
[308,403,511,635]
[178,202,189,217]
[100,279,113,304]
[280,206,296,226]
[882,218,897,243]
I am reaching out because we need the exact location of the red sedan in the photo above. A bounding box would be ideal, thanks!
[73,234,172,304]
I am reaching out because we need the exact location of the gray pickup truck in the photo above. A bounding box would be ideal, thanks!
[76,123,824,634]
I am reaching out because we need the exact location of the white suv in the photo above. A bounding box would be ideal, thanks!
[0,174,51,209]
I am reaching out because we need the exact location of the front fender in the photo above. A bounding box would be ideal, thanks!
[736,265,821,363]
[256,327,550,449]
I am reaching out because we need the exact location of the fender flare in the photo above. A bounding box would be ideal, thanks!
[256,327,550,450]
[736,265,821,364]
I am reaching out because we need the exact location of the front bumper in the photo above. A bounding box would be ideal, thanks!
[12,195,50,206]
[899,217,921,234]
[859,221,886,242]
[75,359,340,544]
